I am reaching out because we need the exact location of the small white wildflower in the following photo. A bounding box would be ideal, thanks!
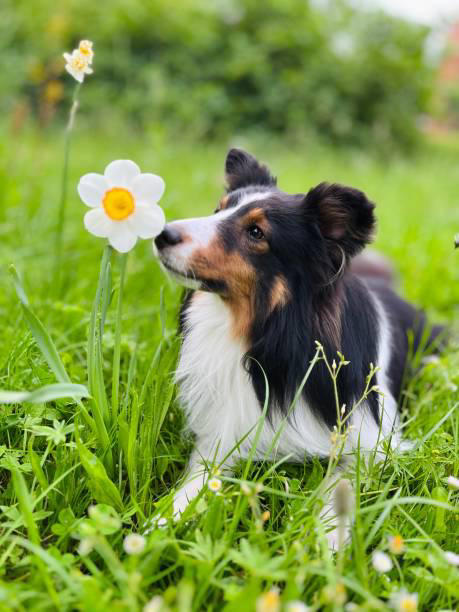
[208,477,222,493]
[372,550,393,573]
[256,588,280,612]
[421,355,440,366]
[77,537,93,556]
[241,482,252,496]
[447,476,459,490]
[123,533,146,555]
[285,601,310,612]
[78,160,166,253]
[63,49,93,83]
[78,40,94,64]
[143,596,164,612]
[444,551,459,566]
[388,534,405,555]
[389,589,418,612]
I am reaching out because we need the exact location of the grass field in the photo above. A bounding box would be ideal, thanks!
[0,122,458,611]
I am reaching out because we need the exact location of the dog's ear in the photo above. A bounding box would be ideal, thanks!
[225,148,276,192]
[304,182,375,259]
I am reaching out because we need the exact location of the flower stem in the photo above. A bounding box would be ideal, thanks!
[112,253,128,424]
[88,245,113,474]
[54,81,81,296]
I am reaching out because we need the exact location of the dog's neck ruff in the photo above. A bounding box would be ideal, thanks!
[177,288,404,463]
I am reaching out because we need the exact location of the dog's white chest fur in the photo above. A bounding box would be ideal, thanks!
[176,291,333,463]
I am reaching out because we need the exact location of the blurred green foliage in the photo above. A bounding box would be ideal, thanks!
[2,0,433,150]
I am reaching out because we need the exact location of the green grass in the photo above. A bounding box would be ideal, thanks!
[0,122,458,611]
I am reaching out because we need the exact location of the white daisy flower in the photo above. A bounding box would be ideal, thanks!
[78,40,94,64]
[78,160,166,253]
[123,533,146,555]
[256,589,280,612]
[285,601,310,612]
[372,550,393,573]
[143,596,164,612]
[208,477,222,493]
[77,537,94,556]
[444,550,459,566]
[389,589,418,612]
[447,475,459,490]
[63,49,93,83]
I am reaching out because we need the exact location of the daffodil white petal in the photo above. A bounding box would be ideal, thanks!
[131,173,166,204]
[63,53,72,62]
[128,204,166,239]
[65,65,84,83]
[104,160,140,188]
[108,224,138,253]
[84,209,115,237]
[78,173,108,207]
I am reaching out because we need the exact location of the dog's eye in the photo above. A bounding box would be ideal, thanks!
[247,224,264,240]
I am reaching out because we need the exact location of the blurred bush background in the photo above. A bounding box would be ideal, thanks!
[1,0,445,152]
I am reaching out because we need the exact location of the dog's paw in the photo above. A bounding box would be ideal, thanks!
[172,491,191,519]
[142,516,168,535]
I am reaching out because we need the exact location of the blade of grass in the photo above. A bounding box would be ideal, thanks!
[111,252,127,424]
[0,382,90,404]
[8,265,96,435]
[11,469,60,606]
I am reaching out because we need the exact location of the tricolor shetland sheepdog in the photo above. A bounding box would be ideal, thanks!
[154,148,442,547]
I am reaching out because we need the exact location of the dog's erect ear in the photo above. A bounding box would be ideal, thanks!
[225,148,276,192]
[304,182,375,259]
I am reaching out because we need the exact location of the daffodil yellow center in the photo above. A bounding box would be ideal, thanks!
[103,188,135,221]
[71,56,87,70]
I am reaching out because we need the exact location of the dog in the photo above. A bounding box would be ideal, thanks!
[154,148,442,547]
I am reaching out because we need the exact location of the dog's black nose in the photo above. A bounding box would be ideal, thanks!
[155,225,182,250]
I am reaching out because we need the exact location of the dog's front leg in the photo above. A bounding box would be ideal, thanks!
[173,445,234,518]
[173,451,208,517]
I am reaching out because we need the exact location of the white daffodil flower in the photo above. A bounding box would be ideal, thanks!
[63,49,93,83]
[78,40,94,64]
[78,160,166,253]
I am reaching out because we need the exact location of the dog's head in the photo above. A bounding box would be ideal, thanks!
[155,149,375,334]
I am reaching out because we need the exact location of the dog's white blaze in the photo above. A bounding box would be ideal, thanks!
[159,191,273,275]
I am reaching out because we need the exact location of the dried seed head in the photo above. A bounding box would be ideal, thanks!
[333,479,353,517]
